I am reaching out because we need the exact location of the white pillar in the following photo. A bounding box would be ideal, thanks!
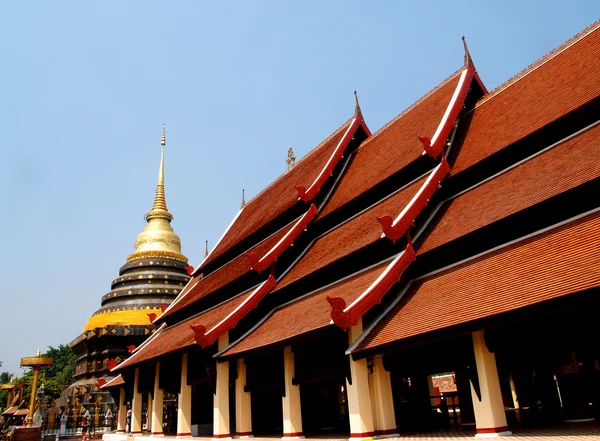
[131,368,143,435]
[370,356,398,437]
[235,358,253,437]
[346,320,375,440]
[177,353,192,437]
[470,331,511,437]
[116,387,127,433]
[214,335,231,440]
[151,362,164,436]
[282,346,303,439]
[509,375,519,409]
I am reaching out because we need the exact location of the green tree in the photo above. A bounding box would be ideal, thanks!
[0,371,15,409]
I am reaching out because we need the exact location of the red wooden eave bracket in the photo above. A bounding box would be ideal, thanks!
[126,345,136,354]
[327,241,416,330]
[295,115,369,203]
[246,204,318,273]
[97,379,106,389]
[377,157,451,243]
[107,359,118,372]
[419,65,475,158]
[147,313,158,322]
[190,274,277,348]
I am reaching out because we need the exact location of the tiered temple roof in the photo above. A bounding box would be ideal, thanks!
[109,21,600,381]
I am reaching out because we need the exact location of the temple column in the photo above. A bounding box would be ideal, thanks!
[151,362,164,436]
[214,335,231,440]
[147,392,153,433]
[347,320,375,440]
[282,346,303,439]
[509,375,519,409]
[470,331,511,437]
[235,358,252,437]
[117,388,127,433]
[370,356,398,437]
[131,368,143,435]
[177,353,192,437]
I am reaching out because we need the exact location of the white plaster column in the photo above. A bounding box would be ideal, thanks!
[346,320,375,440]
[470,331,511,437]
[370,356,398,437]
[509,375,519,409]
[151,362,165,436]
[131,368,143,435]
[235,358,253,437]
[282,346,303,439]
[116,387,127,433]
[177,353,192,437]
[214,335,231,440]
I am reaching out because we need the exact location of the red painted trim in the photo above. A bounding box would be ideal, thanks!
[177,433,192,437]
[246,204,318,273]
[107,359,118,371]
[235,432,253,437]
[476,426,510,434]
[296,117,363,203]
[191,275,277,348]
[127,345,137,354]
[327,241,416,329]
[148,312,158,322]
[419,65,475,158]
[350,431,375,438]
[283,432,304,437]
[151,432,164,435]
[378,157,450,243]
[131,431,143,435]
[185,265,195,276]
[116,430,125,433]
[473,70,488,94]
[97,378,106,388]
[375,428,398,435]
[212,434,231,438]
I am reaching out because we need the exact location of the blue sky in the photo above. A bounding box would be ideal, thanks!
[0,1,597,375]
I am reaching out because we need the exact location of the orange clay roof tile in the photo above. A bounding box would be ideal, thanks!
[355,210,600,352]
[452,23,600,175]
[220,261,389,357]
[419,122,600,254]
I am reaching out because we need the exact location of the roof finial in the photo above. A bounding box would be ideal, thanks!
[205,240,209,258]
[145,125,172,221]
[240,189,246,209]
[354,90,363,116]
[462,36,473,67]
[286,147,296,171]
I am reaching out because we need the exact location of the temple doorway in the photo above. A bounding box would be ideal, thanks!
[191,382,213,436]
[300,379,349,436]
[250,387,283,436]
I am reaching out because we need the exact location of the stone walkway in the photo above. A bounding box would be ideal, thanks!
[99,423,600,441]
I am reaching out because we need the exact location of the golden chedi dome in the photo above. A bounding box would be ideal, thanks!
[80,126,191,332]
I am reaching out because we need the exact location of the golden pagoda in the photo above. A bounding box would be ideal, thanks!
[64,126,191,411]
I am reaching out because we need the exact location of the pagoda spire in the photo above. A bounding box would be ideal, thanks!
[146,125,172,220]
[205,240,209,258]
[127,125,186,263]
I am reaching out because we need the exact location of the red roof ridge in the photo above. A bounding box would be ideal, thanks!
[474,19,600,109]
[356,67,464,152]
[242,117,353,209]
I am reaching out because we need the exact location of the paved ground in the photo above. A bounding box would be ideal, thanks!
[95,423,600,441]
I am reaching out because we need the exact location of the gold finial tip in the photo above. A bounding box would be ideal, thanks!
[36,349,41,356]
[161,124,166,146]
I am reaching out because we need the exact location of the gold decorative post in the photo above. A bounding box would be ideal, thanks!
[20,350,54,426]
[0,384,16,408]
